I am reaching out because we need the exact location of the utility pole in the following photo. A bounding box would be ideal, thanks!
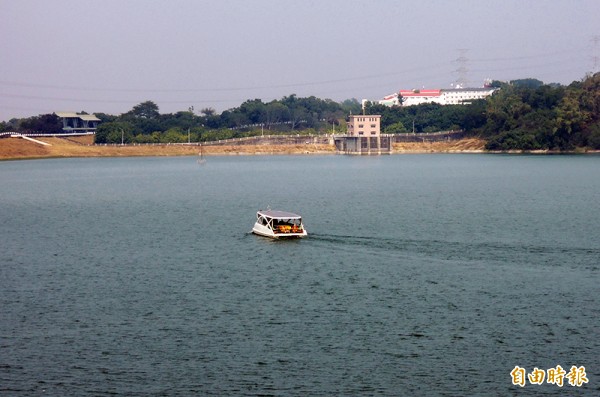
[592,35,600,73]
[453,48,469,88]
[121,129,124,145]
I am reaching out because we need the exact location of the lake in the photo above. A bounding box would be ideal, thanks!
[1,154,599,396]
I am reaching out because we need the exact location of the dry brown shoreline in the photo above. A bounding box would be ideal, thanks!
[0,135,512,161]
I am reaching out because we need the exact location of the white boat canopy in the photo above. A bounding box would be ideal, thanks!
[257,210,302,219]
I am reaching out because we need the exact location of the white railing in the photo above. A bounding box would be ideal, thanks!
[0,131,95,138]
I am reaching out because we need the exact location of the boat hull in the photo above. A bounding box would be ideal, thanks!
[252,223,307,239]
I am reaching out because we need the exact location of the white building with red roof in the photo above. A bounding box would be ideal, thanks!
[376,86,497,107]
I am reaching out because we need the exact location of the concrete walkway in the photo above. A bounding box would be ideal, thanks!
[18,135,52,146]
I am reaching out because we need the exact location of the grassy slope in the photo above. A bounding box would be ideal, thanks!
[0,135,486,161]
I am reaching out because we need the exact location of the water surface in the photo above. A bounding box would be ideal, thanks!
[1,154,599,395]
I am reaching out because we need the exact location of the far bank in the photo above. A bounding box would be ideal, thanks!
[0,135,492,161]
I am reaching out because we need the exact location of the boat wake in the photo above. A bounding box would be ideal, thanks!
[307,233,600,269]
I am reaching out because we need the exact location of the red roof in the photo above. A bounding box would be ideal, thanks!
[399,89,441,97]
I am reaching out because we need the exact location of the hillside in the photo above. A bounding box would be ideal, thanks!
[392,138,485,152]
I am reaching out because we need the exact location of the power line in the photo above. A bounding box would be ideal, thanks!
[0,47,585,94]
[470,47,586,63]
[470,58,582,73]
[0,93,242,104]
[0,64,449,94]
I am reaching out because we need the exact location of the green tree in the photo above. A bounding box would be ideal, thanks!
[200,107,216,117]
[239,99,266,124]
[396,92,405,107]
[340,98,362,114]
[126,100,160,119]
[581,72,600,116]
[384,122,408,133]
[586,123,600,149]
[95,112,117,123]
[511,78,544,89]
[119,101,162,135]
[264,101,289,129]
[19,113,62,134]
[161,128,187,143]
[552,89,590,149]
[95,121,134,144]
[161,110,201,132]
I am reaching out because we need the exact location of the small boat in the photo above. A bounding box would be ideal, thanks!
[252,210,308,239]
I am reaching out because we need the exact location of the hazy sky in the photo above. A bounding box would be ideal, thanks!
[1,0,599,121]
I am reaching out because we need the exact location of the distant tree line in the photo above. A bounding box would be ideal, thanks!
[363,99,487,134]
[0,96,361,143]
[91,96,361,144]
[0,113,63,135]
[481,75,600,150]
[2,73,600,150]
